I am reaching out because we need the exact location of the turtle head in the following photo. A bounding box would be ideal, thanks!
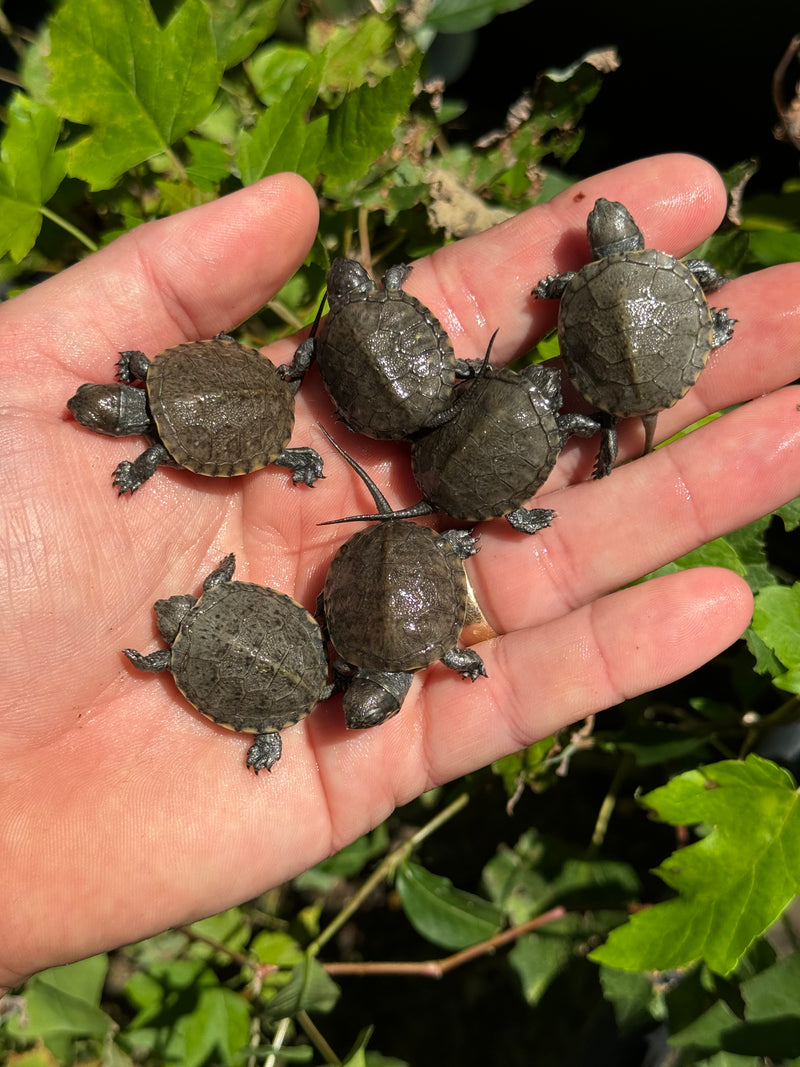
[67,382,152,437]
[587,198,644,258]
[154,595,196,644]
[343,670,414,729]
[327,257,372,307]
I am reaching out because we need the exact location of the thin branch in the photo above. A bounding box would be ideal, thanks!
[308,792,470,957]
[39,206,99,253]
[321,906,567,978]
[297,1009,341,1065]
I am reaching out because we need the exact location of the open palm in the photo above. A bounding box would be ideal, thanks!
[3,156,800,991]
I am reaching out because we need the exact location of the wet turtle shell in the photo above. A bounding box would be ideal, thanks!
[284,259,483,440]
[67,334,323,493]
[534,198,735,476]
[320,430,487,730]
[317,259,456,438]
[324,521,471,673]
[410,363,599,534]
[124,554,332,772]
[146,337,295,475]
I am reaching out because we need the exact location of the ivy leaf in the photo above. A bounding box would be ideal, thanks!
[319,55,421,189]
[236,55,328,184]
[0,93,67,261]
[395,860,504,950]
[590,754,800,976]
[48,0,222,190]
[207,0,280,70]
[750,583,800,692]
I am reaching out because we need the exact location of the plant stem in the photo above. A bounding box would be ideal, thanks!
[588,750,634,855]
[39,206,99,253]
[308,792,470,956]
[321,906,567,978]
[297,1009,341,1065]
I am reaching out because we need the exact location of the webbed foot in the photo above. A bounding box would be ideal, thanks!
[247,731,283,774]
[441,647,487,681]
[275,446,324,487]
[505,507,555,535]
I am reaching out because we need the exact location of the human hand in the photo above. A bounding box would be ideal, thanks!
[2,156,799,990]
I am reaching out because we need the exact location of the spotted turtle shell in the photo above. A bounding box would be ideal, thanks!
[316,285,456,439]
[323,522,468,671]
[411,366,564,520]
[167,580,329,733]
[558,249,715,417]
[146,336,295,475]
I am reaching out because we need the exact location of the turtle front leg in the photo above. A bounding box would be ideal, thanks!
[246,731,283,773]
[123,648,171,672]
[684,259,727,293]
[274,446,324,487]
[533,272,575,300]
[113,442,173,494]
[117,349,151,382]
[505,506,556,535]
[278,337,316,384]
[441,647,487,681]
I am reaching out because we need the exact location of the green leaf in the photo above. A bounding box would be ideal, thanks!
[48,0,223,189]
[263,957,341,1021]
[247,43,314,106]
[422,0,534,33]
[508,915,579,1005]
[0,92,67,261]
[590,754,800,976]
[598,966,656,1035]
[207,0,280,69]
[751,583,800,690]
[236,55,328,184]
[747,229,800,267]
[395,860,504,950]
[182,987,251,1067]
[319,55,422,189]
[7,956,112,1040]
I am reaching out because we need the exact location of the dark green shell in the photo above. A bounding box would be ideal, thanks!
[411,365,564,520]
[323,522,468,671]
[316,284,456,439]
[169,581,329,733]
[558,249,714,417]
[147,336,295,474]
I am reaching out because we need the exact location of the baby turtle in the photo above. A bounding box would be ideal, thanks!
[282,258,485,439]
[534,198,736,477]
[67,333,323,493]
[124,554,332,772]
[320,431,487,730]
[349,356,600,535]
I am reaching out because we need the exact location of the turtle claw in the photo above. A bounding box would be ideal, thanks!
[505,507,555,536]
[246,731,283,774]
[441,647,487,681]
[276,446,325,487]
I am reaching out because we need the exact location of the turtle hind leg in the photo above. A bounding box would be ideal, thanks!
[274,446,324,487]
[641,413,658,456]
[505,506,555,536]
[593,413,619,479]
[246,731,283,774]
[113,442,172,493]
[441,647,487,681]
[124,648,171,672]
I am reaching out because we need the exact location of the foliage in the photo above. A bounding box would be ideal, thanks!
[1,1,800,1065]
